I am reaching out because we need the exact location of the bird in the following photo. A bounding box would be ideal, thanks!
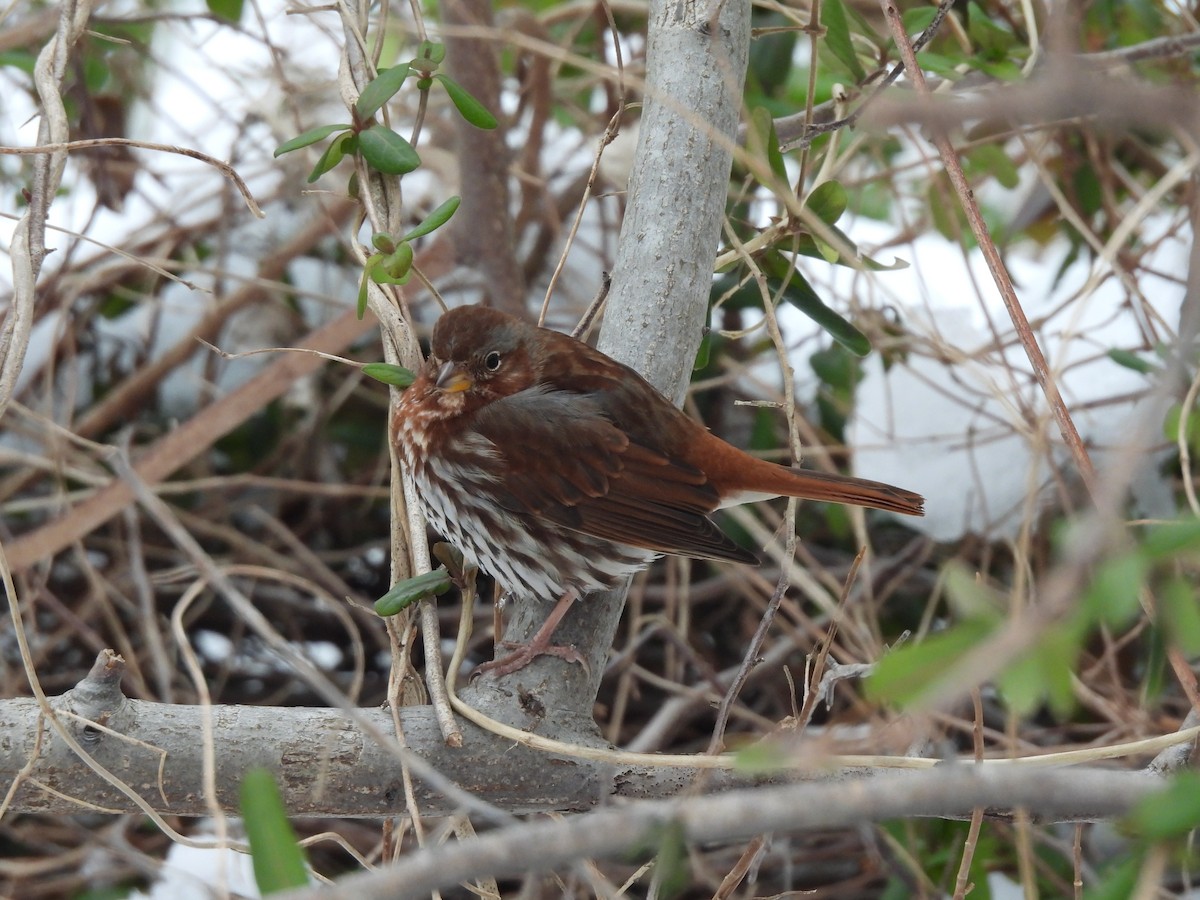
[395,304,924,676]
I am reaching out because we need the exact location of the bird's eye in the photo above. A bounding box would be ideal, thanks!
[483,351,502,372]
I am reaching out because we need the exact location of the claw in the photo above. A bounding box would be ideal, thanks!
[472,639,588,679]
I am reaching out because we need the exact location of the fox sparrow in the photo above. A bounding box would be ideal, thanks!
[395,304,924,676]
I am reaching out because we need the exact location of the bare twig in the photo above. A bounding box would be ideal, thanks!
[878,0,1098,499]
[110,449,507,824]
[0,0,94,421]
[0,138,264,217]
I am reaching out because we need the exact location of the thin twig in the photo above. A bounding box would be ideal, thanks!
[0,137,264,217]
[878,0,1098,498]
[0,0,93,421]
[110,447,510,825]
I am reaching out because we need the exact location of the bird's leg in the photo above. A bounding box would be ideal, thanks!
[473,588,586,678]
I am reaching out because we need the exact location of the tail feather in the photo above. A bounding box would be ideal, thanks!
[720,465,925,517]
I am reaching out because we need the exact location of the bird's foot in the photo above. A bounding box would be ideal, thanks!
[473,639,587,679]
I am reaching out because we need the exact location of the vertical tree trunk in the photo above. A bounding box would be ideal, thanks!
[442,0,527,317]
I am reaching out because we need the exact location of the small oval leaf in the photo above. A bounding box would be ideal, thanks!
[274,123,352,158]
[434,73,498,129]
[358,125,421,175]
[306,131,353,183]
[1107,348,1157,375]
[355,66,412,120]
[362,363,415,388]
[402,195,461,242]
[375,568,453,616]
[384,242,414,279]
[805,180,848,225]
[416,40,446,65]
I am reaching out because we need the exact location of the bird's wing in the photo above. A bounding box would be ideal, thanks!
[470,388,757,564]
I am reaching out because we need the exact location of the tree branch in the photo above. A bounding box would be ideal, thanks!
[274,765,1161,900]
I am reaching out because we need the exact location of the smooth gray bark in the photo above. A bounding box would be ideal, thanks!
[0,655,811,817]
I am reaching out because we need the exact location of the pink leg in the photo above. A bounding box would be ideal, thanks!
[474,589,586,678]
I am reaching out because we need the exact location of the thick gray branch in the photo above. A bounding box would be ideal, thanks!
[0,660,793,817]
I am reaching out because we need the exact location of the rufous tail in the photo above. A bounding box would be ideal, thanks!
[723,463,925,516]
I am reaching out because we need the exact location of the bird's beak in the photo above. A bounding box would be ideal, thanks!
[435,361,472,393]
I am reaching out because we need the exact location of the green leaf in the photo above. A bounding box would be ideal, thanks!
[358,125,421,175]
[372,233,397,254]
[793,222,908,271]
[0,51,37,74]
[1084,856,1141,900]
[366,244,413,286]
[822,0,866,81]
[928,178,971,243]
[356,260,375,319]
[805,180,848,225]
[785,276,869,355]
[916,51,972,80]
[967,1,1017,60]
[650,820,689,900]
[240,768,309,893]
[861,250,909,271]
[748,107,788,187]
[1107,348,1157,374]
[1163,404,1200,458]
[1081,553,1147,629]
[274,123,352,158]
[1141,517,1200,561]
[402,195,462,241]
[997,626,1081,718]
[355,66,411,119]
[1074,166,1103,216]
[416,40,446,65]
[796,231,840,264]
[732,741,791,774]
[206,0,243,22]
[866,618,997,707]
[810,344,860,393]
[1127,772,1200,840]
[747,14,797,97]
[362,363,415,388]
[375,568,453,616]
[375,242,415,283]
[966,143,1020,189]
[306,131,354,183]
[1161,575,1200,655]
[761,254,871,356]
[434,74,498,129]
[901,6,940,34]
[941,561,1004,622]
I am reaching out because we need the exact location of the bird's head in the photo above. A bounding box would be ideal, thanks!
[420,305,539,409]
